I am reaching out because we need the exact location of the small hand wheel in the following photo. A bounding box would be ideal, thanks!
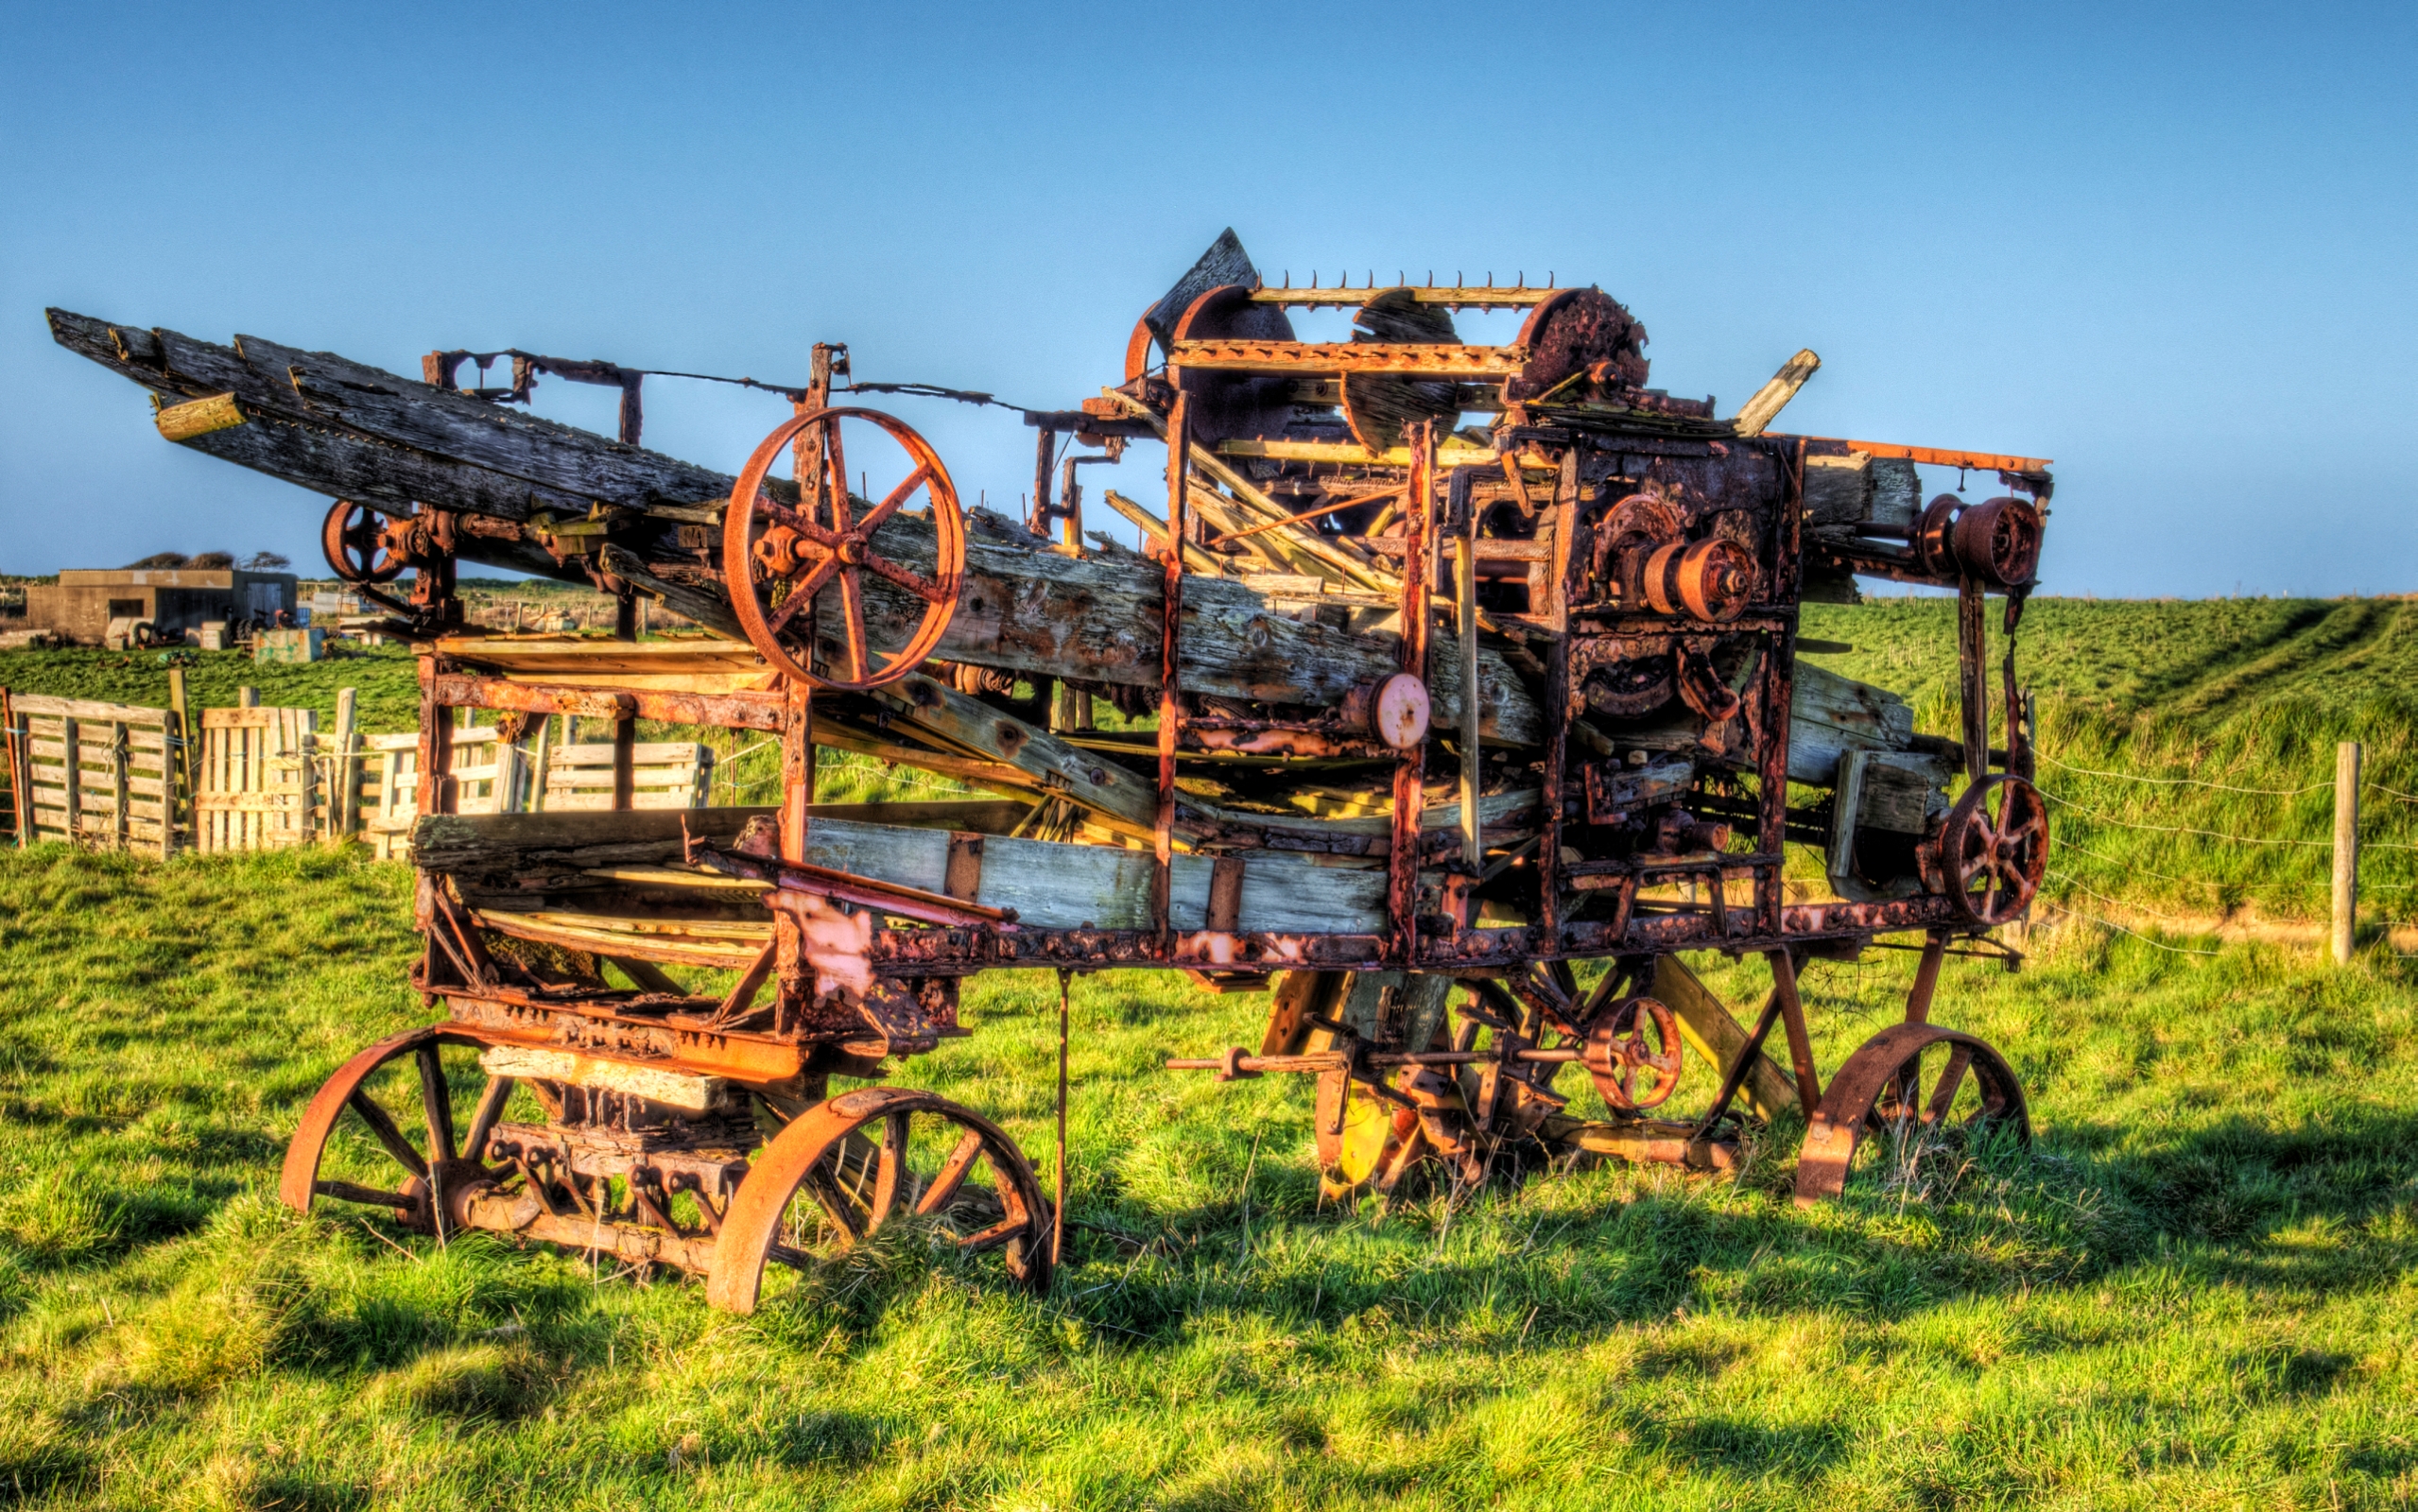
[1582,995,1684,1110]
[322,500,410,584]
[1941,774,2048,925]
[723,407,964,693]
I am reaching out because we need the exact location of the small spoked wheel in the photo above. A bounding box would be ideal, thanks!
[723,406,965,692]
[708,1087,1049,1312]
[1581,996,1684,1111]
[1795,1022,2029,1205]
[320,500,410,584]
[279,1026,510,1234]
[1941,774,2049,925]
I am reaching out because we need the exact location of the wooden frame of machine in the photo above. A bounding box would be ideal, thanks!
[50,232,2052,1309]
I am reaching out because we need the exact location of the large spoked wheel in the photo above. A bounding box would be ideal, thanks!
[1940,774,2049,925]
[723,406,965,693]
[279,1025,510,1235]
[707,1087,1049,1313]
[1794,1022,2029,1205]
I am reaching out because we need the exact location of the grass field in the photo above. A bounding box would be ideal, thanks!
[0,599,2414,1507]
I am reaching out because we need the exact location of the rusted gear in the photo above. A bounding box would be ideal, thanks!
[1644,537,1757,622]
[321,500,412,585]
[1938,774,2048,925]
[1506,287,1649,400]
[1794,1022,2029,1204]
[1950,496,2044,589]
[1582,654,1679,719]
[724,406,965,693]
[1581,996,1684,1110]
[706,1086,1049,1313]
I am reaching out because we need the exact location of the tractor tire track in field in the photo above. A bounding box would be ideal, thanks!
[2167,599,2409,721]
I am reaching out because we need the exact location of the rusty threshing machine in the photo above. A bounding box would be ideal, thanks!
[49,231,2052,1307]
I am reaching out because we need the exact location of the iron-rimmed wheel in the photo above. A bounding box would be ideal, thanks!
[1794,1022,2029,1205]
[1941,774,2049,926]
[723,406,964,693]
[707,1086,1049,1313]
[278,1025,513,1235]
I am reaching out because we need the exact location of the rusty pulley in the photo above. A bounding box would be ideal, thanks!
[1642,537,1757,621]
[723,406,965,693]
[1914,494,2043,589]
[1936,774,2049,925]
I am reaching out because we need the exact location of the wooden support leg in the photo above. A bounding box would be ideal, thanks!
[612,713,635,812]
[1765,948,1822,1118]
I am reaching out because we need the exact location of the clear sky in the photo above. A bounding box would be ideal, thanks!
[2,2,2410,597]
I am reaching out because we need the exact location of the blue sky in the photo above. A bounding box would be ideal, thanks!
[2,2,2410,596]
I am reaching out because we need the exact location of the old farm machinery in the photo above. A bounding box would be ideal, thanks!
[48,231,2052,1307]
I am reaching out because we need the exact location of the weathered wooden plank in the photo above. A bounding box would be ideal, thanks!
[15,694,172,725]
[1653,954,1797,1121]
[1731,350,1821,438]
[870,675,1157,832]
[418,807,1390,933]
[831,518,1542,744]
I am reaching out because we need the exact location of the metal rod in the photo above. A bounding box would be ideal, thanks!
[1054,968,1072,1268]
[1766,949,1822,1117]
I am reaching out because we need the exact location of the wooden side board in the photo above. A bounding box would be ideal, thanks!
[420,805,1389,934]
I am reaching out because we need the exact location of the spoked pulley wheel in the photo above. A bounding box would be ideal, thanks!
[707,1087,1049,1312]
[1940,774,2049,925]
[722,406,965,692]
[279,1025,511,1235]
[321,500,411,584]
[1581,996,1684,1111]
[1794,1022,2029,1205]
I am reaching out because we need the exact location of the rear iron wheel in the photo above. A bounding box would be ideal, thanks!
[707,1087,1049,1312]
[1794,1022,2029,1205]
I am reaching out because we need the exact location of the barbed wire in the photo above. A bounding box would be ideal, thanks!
[2037,751,2329,796]
[2041,790,2332,846]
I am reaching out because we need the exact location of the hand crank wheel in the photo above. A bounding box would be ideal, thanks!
[723,406,964,693]
[1581,995,1684,1111]
[1940,774,2048,926]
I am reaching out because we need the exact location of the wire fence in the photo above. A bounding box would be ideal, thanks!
[2031,735,2418,961]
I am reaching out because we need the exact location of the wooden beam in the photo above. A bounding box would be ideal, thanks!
[871,674,1158,833]
[1216,438,1506,468]
[1731,349,1821,438]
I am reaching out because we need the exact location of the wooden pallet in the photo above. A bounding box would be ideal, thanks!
[196,705,316,851]
[16,694,183,856]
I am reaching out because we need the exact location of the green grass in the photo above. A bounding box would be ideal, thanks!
[0,843,2414,1508]
[1801,597,2418,927]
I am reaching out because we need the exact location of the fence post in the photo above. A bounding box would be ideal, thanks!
[2333,740,2362,964]
[333,686,358,839]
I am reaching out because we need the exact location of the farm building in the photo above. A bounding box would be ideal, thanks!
[19,566,295,645]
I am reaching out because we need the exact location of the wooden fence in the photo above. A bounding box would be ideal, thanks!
[2,688,710,859]
[195,704,321,851]
[12,694,183,856]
